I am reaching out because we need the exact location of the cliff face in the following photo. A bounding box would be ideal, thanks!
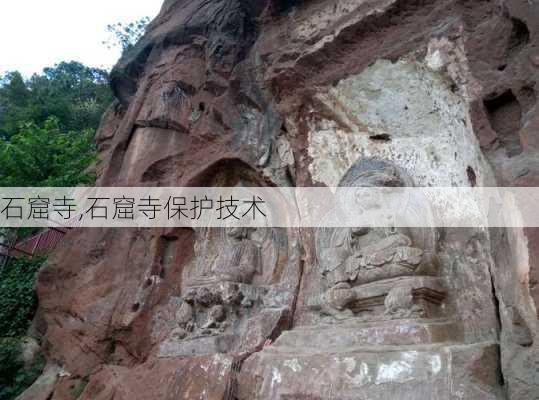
[21,0,539,399]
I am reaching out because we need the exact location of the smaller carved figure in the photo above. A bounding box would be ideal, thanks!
[170,285,243,340]
[170,294,196,340]
[384,284,425,318]
[320,282,356,319]
[193,287,220,307]
[196,226,262,285]
[201,305,228,333]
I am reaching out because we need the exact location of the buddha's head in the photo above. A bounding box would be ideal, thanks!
[338,158,410,217]
[226,226,255,240]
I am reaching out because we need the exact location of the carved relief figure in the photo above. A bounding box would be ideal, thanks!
[317,158,440,319]
[210,227,262,284]
[191,226,262,285]
[159,220,291,356]
[321,226,424,288]
[169,293,195,340]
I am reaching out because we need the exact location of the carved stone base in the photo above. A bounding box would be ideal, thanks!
[159,281,293,356]
[351,275,446,318]
[270,318,462,350]
[158,306,291,357]
[310,276,447,321]
[237,342,504,400]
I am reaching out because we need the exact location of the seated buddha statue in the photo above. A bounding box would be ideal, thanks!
[318,158,434,318]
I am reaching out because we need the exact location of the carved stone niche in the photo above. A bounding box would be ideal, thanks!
[237,159,503,400]
[157,160,300,358]
[309,158,447,324]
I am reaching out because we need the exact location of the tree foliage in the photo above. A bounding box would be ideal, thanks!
[0,337,45,400]
[104,17,151,53]
[0,257,44,338]
[0,62,112,139]
[0,257,46,399]
[0,53,114,400]
[0,61,112,188]
[0,239,47,400]
[0,117,97,187]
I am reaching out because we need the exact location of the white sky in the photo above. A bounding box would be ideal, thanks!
[0,0,163,77]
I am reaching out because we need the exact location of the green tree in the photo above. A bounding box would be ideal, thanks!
[0,257,44,337]
[104,16,151,53]
[0,61,112,188]
[0,61,112,400]
[0,337,45,400]
[0,62,112,139]
[0,72,32,138]
[0,257,46,400]
[0,72,29,107]
[0,117,96,187]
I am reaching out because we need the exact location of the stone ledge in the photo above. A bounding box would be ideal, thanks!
[268,318,462,351]
[237,341,504,400]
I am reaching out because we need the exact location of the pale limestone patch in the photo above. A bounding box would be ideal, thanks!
[430,354,442,375]
[308,59,492,188]
[271,367,282,387]
[342,357,356,373]
[349,362,371,386]
[307,58,496,225]
[375,360,414,385]
[283,358,303,373]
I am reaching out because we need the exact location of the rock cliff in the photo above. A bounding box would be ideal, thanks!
[20,0,539,399]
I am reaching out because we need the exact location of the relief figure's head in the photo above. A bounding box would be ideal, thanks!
[226,226,255,240]
[338,158,411,218]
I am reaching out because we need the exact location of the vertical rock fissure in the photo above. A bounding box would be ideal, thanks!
[487,230,507,389]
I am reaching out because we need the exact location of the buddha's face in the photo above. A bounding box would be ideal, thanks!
[354,187,382,214]
[352,173,403,216]
[227,226,256,240]
[227,226,245,239]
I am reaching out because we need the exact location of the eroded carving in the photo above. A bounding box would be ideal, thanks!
[320,226,425,288]
[192,226,262,285]
[315,158,444,321]
[158,198,295,357]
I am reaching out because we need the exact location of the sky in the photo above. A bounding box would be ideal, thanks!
[0,0,163,77]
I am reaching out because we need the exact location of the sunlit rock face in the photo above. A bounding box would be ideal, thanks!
[306,59,494,188]
[20,0,539,399]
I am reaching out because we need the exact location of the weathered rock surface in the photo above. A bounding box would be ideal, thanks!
[23,0,539,399]
[238,341,503,399]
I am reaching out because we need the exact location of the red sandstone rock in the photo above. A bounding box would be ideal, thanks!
[23,0,539,399]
